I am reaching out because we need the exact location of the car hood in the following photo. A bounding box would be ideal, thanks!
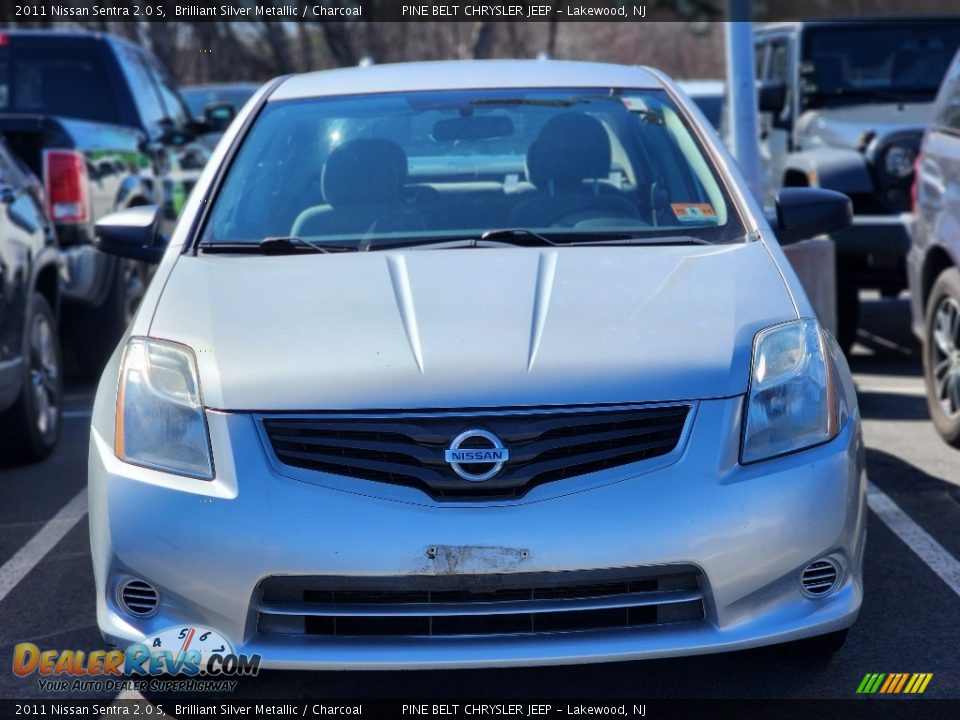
[797,103,932,151]
[149,242,797,411]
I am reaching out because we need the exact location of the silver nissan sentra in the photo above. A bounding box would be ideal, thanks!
[88,60,866,669]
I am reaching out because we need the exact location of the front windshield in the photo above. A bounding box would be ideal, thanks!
[801,23,960,109]
[204,87,743,248]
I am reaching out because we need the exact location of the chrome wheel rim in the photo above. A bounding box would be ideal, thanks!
[29,313,59,436]
[930,295,960,418]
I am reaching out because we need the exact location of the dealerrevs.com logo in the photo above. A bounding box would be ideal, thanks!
[12,626,261,693]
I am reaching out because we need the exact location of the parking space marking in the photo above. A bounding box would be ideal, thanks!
[856,383,926,397]
[868,481,960,599]
[0,489,87,604]
[63,410,93,419]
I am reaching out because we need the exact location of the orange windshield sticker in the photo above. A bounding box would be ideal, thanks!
[670,203,716,222]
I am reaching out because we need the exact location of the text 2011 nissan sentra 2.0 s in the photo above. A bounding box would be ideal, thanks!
[88,60,865,669]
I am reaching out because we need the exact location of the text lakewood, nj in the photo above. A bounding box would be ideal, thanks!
[403,4,646,18]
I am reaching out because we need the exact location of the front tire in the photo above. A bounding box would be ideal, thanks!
[0,293,63,463]
[922,267,960,447]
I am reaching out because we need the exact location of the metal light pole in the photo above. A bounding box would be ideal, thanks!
[725,2,762,201]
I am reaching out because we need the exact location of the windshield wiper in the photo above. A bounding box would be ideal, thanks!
[366,229,558,251]
[197,237,360,254]
[369,230,713,251]
[565,234,714,246]
[480,228,558,246]
[258,237,359,254]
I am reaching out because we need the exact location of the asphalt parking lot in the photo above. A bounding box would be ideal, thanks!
[1,294,958,705]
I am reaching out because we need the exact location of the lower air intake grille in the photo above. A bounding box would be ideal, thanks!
[261,404,690,500]
[255,568,706,638]
[801,560,840,597]
[118,579,159,617]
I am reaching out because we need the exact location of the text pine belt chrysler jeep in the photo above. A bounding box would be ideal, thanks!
[752,19,960,352]
[88,61,866,669]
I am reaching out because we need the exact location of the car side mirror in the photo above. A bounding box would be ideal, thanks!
[769,187,852,245]
[94,205,168,263]
[757,80,786,113]
[203,101,237,133]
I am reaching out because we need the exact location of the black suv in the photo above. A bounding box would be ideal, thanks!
[751,18,960,351]
[0,30,214,375]
[0,134,62,462]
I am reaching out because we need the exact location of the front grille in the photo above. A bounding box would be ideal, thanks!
[261,404,689,500]
[255,568,705,638]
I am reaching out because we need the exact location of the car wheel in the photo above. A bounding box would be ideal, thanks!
[0,293,63,463]
[72,258,147,379]
[922,267,960,447]
[836,278,859,355]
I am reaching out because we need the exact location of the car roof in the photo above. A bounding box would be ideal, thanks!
[676,79,724,96]
[271,60,662,101]
[183,83,261,92]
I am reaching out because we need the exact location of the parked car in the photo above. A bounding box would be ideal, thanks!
[182,83,259,150]
[0,30,215,375]
[0,134,62,462]
[909,48,960,447]
[751,18,960,352]
[677,79,724,130]
[89,60,863,669]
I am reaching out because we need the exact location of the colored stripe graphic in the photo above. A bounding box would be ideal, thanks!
[857,673,932,694]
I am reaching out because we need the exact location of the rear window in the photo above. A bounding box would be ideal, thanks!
[0,38,119,124]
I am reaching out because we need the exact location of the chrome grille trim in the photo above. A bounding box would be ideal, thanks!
[254,567,707,638]
[257,402,693,500]
[259,588,703,618]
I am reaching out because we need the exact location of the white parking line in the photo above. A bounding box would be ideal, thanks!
[868,481,960,599]
[855,381,926,398]
[63,410,93,419]
[0,489,88,604]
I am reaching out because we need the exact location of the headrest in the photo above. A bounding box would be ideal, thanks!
[526,113,612,192]
[322,139,407,207]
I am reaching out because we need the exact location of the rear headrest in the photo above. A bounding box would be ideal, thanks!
[526,113,612,192]
[322,139,407,207]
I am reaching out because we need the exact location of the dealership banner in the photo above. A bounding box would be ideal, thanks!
[4,699,960,718]
[0,0,945,23]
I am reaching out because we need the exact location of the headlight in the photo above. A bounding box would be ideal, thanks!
[741,319,838,464]
[115,337,214,479]
[884,145,915,179]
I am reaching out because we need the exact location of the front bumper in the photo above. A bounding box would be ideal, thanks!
[88,397,866,669]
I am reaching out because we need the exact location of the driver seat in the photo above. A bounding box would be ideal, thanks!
[291,139,423,238]
[509,113,639,228]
